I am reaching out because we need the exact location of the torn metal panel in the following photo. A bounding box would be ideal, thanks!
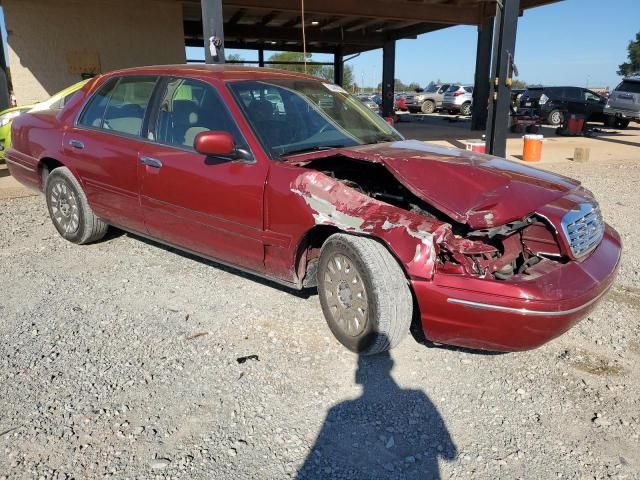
[291,171,450,280]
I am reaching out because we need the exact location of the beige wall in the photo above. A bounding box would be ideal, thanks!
[4,0,186,105]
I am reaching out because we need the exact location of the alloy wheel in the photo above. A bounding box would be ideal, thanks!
[49,180,80,235]
[322,253,368,337]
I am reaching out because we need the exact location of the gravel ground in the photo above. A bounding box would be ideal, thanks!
[1,158,639,480]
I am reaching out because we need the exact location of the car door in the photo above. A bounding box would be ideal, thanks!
[138,77,268,272]
[584,89,605,122]
[563,87,585,116]
[62,75,158,233]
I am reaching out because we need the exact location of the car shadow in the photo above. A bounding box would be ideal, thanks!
[123,231,316,299]
[296,337,457,479]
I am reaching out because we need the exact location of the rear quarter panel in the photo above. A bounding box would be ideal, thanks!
[6,81,94,191]
[6,111,66,190]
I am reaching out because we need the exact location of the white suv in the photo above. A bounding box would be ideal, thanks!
[442,85,474,116]
[604,76,640,128]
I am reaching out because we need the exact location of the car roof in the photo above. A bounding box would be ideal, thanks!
[103,64,323,83]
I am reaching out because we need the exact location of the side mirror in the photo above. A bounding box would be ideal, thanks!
[194,131,234,156]
[194,131,252,161]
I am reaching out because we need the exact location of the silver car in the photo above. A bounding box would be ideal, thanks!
[442,85,474,116]
[604,76,640,128]
[405,83,451,114]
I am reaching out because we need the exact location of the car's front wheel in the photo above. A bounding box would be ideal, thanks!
[421,100,436,114]
[45,167,108,244]
[317,234,413,355]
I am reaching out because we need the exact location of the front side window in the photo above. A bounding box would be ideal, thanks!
[152,77,247,151]
[584,91,601,102]
[79,76,157,137]
[228,80,401,158]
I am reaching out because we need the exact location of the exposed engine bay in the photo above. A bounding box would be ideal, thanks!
[301,156,566,281]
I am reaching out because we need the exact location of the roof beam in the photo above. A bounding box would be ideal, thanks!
[220,0,483,25]
[184,21,387,46]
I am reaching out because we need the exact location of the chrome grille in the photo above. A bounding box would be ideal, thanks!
[560,203,605,257]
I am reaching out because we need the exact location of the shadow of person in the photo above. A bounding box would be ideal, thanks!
[297,344,457,480]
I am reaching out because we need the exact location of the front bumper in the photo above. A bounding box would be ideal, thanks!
[412,225,622,352]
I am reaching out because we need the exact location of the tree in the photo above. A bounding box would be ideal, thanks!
[266,52,355,90]
[511,79,528,89]
[226,53,245,65]
[617,31,640,76]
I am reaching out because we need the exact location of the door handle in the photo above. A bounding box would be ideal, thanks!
[68,139,84,150]
[139,156,163,168]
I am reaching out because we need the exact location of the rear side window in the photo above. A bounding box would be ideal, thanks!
[464,86,474,93]
[562,87,580,100]
[616,81,640,94]
[79,76,158,137]
[78,78,118,128]
[446,85,460,92]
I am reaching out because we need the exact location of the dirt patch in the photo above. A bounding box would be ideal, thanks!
[606,286,640,310]
[559,348,625,376]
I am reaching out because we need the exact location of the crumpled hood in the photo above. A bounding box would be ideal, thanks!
[289,140,581,229]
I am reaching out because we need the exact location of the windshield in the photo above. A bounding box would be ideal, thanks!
[228,80,403,158]
[424,84,439,93]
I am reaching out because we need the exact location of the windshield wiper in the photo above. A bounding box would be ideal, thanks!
[281,145,346,157]
[370,134,399,144]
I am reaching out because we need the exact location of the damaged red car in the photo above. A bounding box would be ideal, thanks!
[7,66,621,354]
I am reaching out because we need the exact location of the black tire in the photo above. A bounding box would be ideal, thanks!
[604,115,616,128]
[421,100,436,114]
[317,234,412,355]
[526,125,539,134]
[45,167,108,244]
[510,124,525,134]
[547,109,564,126]
[614,118,630,129]
[460,102,472,116]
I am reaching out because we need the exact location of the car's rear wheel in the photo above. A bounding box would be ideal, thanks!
[421,100,436,114]
[547,109,564,126]
[45,167,108,244]
[460,102,472,116]
[317,234,412,355]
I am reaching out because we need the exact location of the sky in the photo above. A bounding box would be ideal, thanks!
[186,0,639,91]
[2,0,637,91]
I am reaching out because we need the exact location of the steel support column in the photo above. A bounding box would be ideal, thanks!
[471,15,494,131]
[0,31,10,111]
[486,0,520,157]
[258,49,265,67]
[381,40,396,119]
[333,47,344,86]
[201,0,225,64]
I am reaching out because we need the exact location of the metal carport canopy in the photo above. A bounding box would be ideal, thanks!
[182,0,560,55]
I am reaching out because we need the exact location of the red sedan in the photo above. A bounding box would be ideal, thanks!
[6,65,621,354]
